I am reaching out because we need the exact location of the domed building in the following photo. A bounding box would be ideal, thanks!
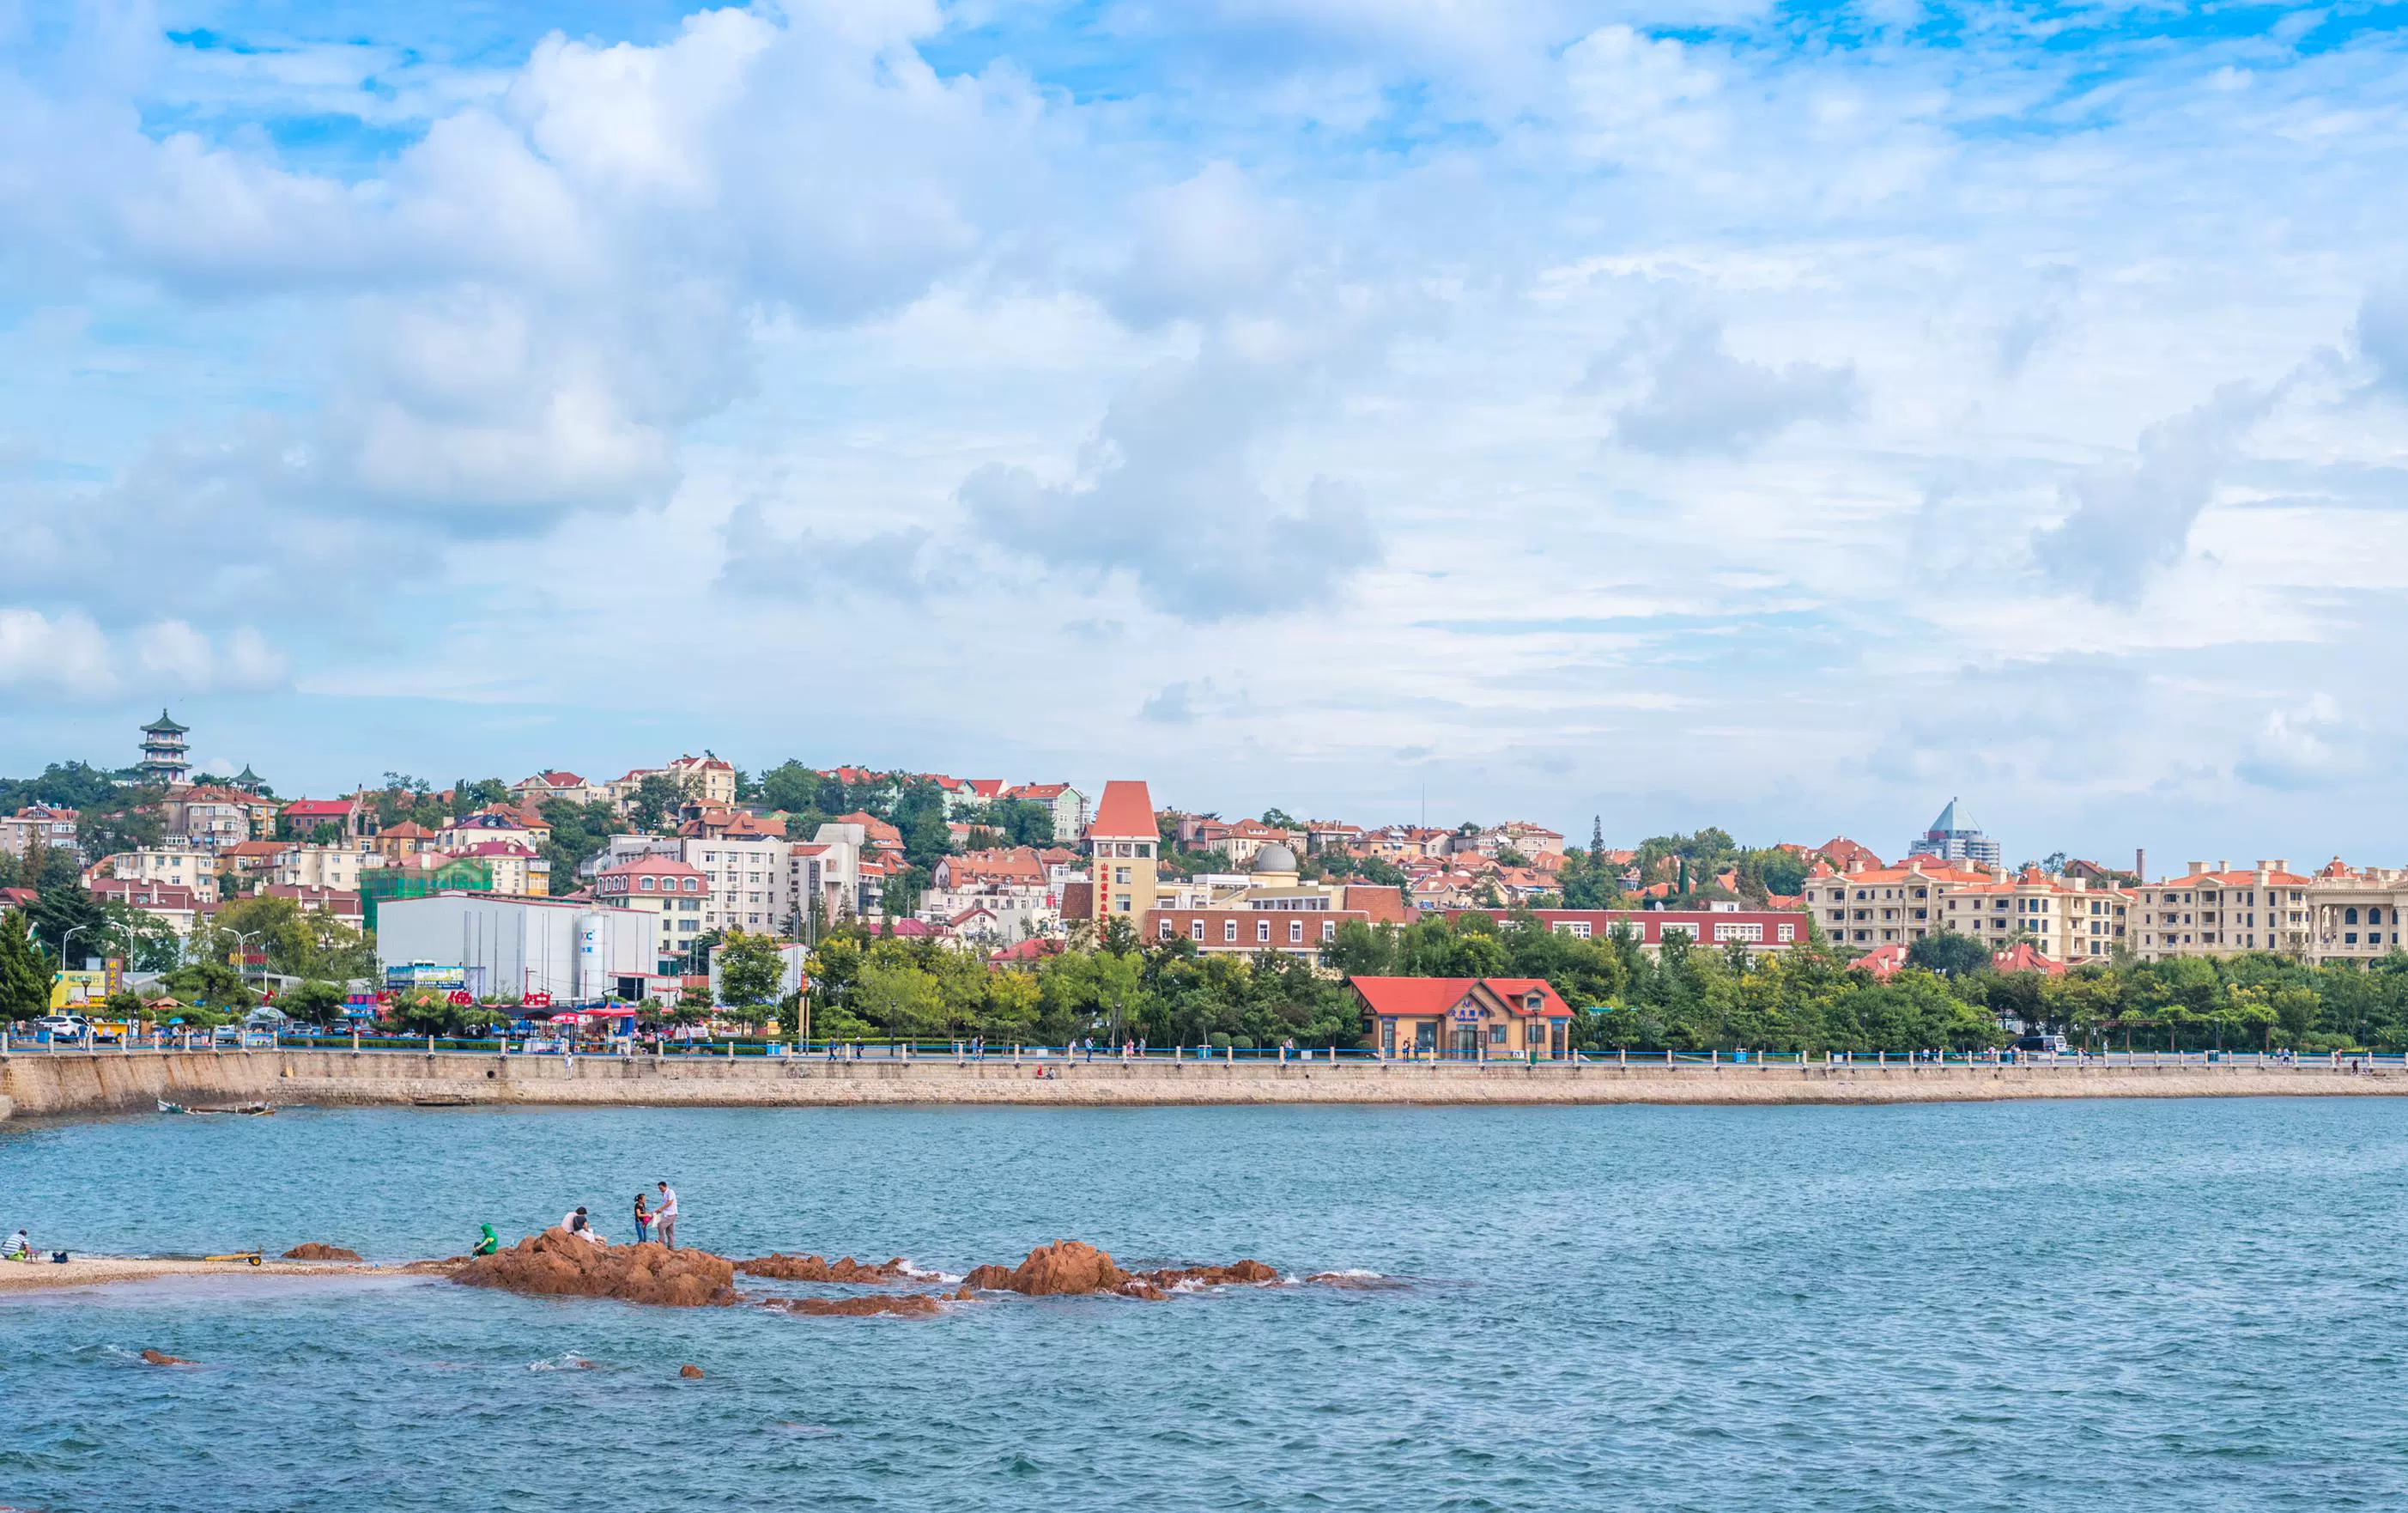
[1249,843,1299,886]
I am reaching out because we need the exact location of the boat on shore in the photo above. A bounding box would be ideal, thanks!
[158,1100,274,1116]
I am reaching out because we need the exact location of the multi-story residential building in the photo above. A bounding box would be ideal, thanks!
[164,785,279,853]
[1003,783,1088,843]
[1462,822,1567,860]
[511,770,610,808]
[1935,867,2131,962]
[261,884,365,924]
[923,848,1066,942]
[1801,858,2003,951]
[1454,907,1807,957]
[371,821,437,863]
[786,824,869,929]
[88,877,204,934]
[282,798,365,842]
[665,755,738,806]
[438,839,549,897]
[688,835,786,934]
[89,848,220,906]
[2132,860,2314,960]
[592,855,712,970]
[271,843,378,894]
[2302,860,2408,963]
[1215,819,1304,866]
[0,805,78,859]
[1304,820,1362,854]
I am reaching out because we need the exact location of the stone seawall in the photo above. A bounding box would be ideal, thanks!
[6,1048,2408,1120]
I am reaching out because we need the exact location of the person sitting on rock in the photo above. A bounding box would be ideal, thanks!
[473,1224,500,1256]
[561,1207,602,1244]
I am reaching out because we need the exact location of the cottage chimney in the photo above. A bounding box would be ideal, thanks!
[2216,859,2228,874]
[2187,860,2207,876]
[2135,847,2146,882]
[2273,858,2287,874]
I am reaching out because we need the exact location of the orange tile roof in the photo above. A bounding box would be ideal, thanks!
[1089,780,1155,839]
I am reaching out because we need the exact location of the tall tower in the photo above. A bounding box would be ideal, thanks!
[1085,780,1158,923]
[140,709,191,787]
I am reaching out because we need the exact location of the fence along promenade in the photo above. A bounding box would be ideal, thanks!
[6,1031,2407,1119]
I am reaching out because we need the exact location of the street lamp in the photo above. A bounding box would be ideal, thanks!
[233,930,264,989]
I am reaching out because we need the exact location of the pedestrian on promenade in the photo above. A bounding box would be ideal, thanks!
[634,1192,652,1244]
[654,1182,679,1250]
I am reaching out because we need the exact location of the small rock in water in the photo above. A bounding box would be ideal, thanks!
[139,1349,194,1367]
[679,1364,705,1378]
[281,1243,364,1261]
[768,1294,944,1318]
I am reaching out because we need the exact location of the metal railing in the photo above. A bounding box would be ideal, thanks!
[5,1027,2400,1074]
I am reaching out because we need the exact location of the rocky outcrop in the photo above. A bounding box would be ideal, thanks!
[679,1364,705,1378]
[736,1254,908,1284]
[1131,1260,1281,1289]
[1304,1272,1408,1289]
[767,1293,944,1318]
[453,1227,737,1308]
[968,1239,1130,1296]
[281,1243,363,1261]
[958,1242,1281,1299]
[139,1349,195,1366]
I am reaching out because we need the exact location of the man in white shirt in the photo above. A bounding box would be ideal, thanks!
[653,1182,678,1250]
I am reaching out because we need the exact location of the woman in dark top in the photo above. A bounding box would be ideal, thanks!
[633,1193,652,1245]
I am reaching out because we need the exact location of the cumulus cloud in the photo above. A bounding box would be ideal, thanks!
[719,501,933,599]
[2031,382,2278,604]
[1594,315,1860,457]
[2354,279,2408,395]
[0,608,283,697]
[2236,696,2370,791]
[960,352,1381,621]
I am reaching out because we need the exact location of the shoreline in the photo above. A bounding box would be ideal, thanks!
[0,1255,441,1295]
[7,1047,2408,1120]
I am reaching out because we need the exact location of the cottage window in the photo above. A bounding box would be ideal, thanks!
[1489,1024,1508,1046]
[1192,921,1206,941]
[1289,920,1303,944]
[1224,921,1238,944]
[1257,921,1271,944]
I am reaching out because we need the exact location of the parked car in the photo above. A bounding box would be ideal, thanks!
[2013,1033,2070,1055]
[211,1024,244,1047]
[33,1014,91,1041]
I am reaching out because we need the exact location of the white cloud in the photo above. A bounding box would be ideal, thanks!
[0,608,113,692]
[1595,313,1861,457]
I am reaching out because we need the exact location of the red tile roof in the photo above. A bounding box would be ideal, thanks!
[1089,780,1155,840]
[1348,976,1572,1018]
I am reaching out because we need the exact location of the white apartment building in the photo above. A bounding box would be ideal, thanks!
[2131,861,2314,960]
[593,833,789,934]
[272,843,378,892]
[92,847,220,906]
[2299,861,2408,964]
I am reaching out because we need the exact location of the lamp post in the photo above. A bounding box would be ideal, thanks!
[233,930,263,991]
[57,925,92,1015]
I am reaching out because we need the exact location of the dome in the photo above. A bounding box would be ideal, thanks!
[1253,843,1299,873]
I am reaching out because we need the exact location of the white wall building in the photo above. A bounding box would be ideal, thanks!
[375,893,658,1003]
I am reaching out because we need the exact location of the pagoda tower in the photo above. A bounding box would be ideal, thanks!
[140,709,191,787]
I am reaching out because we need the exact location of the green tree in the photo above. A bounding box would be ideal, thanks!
[1908,933,1992,978]
[716,929,785,1018]
[0,911,47,1024]
[280,980,348,1024]
[628,774,691,833]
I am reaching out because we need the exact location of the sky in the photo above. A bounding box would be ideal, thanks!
[2,0,2405,868]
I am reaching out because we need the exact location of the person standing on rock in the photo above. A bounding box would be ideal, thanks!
[654,1182,678,1250]
[634,1192,652,1245]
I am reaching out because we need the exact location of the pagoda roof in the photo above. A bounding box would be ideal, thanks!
[143,708,189,735]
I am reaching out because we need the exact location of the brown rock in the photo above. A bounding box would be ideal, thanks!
[679,1364,705,1378]
[735,1254,908,1284]
[452,1227,738,1308]
[961,1264,1015,1291]
[139,1349,194,1366]
[281,1243,364,1262]
[992,1239,1130,1296]
[953,1285,974,1301]
[769,1294,944,1318]
[1130,1259,1283,1290]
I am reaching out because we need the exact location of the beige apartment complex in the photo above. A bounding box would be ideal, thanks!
[2131,861,2312,960]
[1802,858,2132,963]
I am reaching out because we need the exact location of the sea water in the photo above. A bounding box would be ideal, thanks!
[5,1098,2408,1510]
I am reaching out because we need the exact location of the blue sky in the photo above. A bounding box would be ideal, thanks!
[3,0,2406,866]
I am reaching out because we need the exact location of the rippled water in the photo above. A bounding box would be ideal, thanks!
[6,1099,2408,1510]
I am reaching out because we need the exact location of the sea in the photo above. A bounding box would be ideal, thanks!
[5,1097,2408,1510]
